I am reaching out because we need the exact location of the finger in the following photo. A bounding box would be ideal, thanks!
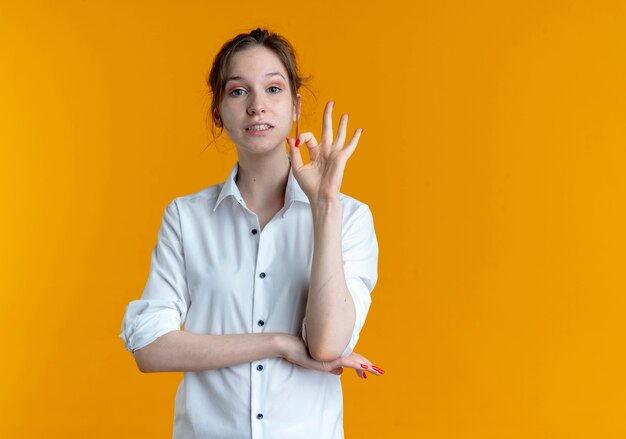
[369,364,385,375]
[357,362,372,378]
[335,113,348,149]
[287,137,304,170]
[360,361,384,376]
[354,369,367,379]
[296,131,319,148]
[360,362,384,376]
[340,128,363,160]
[343,353,385,377]
[297,131,320,162]
[330,367,344,375]
[321,101,334,146]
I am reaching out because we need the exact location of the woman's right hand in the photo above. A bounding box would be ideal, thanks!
[278,334,385,379]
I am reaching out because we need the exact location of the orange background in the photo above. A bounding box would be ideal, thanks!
[2,0,625,437]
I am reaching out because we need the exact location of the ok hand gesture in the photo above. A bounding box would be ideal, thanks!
[286,101,363,205]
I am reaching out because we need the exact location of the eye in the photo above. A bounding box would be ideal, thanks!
[267,86,282,93]
[229,88,246,97]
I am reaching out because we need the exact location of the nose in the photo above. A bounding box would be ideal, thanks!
[246,92,266,116]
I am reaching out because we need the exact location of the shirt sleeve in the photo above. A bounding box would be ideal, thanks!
[300,203,379,357]
[119,200,190,354]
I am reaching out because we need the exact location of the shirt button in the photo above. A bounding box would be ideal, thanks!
[257,365,264,371]
[251,228,258,235]
[257,413,264,420]
[259,272,266,279]
[257,320,265,326]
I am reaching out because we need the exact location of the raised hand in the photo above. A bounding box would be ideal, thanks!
[286,101,363,205]
[279,334,384,379]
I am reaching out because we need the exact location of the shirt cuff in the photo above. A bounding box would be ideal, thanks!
[340,276,373,357]
[120,301,182,354]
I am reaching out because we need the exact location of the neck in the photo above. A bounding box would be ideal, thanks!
[235,147,291,210]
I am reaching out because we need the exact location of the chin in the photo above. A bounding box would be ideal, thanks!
[237,138,285,155]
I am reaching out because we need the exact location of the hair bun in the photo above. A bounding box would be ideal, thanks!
[250,28,268,40]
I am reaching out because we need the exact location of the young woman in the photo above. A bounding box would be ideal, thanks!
[120,28,383,438]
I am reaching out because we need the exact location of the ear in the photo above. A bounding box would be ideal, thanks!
[212,108,222,128]
[292,93,301,122]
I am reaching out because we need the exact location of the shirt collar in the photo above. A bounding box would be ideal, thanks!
[213,162,244,211]
[213,162,309,213]
[284,163,309,208]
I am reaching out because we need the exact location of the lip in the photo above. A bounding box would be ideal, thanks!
[245,122,275,136]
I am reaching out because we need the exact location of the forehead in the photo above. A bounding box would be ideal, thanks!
[226,45,288,80]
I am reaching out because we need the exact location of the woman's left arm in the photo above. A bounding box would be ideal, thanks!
[307,198,354,361]
[288,100,365,362]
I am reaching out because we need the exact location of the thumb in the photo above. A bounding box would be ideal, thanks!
[330,367,344,375]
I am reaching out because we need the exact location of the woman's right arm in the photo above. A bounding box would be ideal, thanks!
[133,331,284,373]
[133,331,383,378]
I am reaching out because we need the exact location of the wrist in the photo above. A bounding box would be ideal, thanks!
[311,198,343,220]
[273,333,296,359]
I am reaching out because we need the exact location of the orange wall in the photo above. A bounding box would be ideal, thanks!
[1,0,625,437]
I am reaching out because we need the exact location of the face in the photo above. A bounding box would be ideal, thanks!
[217,45,298,155]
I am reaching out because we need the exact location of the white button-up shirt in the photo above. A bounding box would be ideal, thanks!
[120,162,378,439]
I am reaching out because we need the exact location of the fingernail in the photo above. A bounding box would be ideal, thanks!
[371,366,385,374]
[360,363,369,370]
[363,371,367,379]
[295,139,301,147]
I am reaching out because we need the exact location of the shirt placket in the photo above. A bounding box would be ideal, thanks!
[250,220,272,439]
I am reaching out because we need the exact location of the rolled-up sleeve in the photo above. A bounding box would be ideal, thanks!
[300,203,379,357]
[120,200,190,354]
[340,204,378,356]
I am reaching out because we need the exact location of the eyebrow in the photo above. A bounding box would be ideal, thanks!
[225,72,287,83]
